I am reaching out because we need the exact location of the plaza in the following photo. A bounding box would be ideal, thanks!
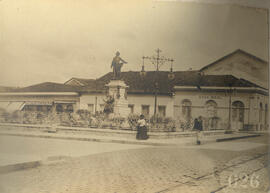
[0,1,269,193]
[0,49,268,132]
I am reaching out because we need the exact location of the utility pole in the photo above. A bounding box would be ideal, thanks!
[228,90,232,130]
[226,85,234,133]
[142,49,174,118]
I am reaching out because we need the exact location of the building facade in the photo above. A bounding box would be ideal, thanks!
[0,49,268,131]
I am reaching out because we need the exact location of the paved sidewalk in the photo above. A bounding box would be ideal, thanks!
[0,128,261,146]
[0,123,228,139]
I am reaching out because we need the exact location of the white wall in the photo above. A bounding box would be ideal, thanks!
[127,94,174,117]
[79,93,174,117]
[79,94,106,112]
[1,89,268,130]
[201,52,268,89]
[79,90,269,130]
[174,90,269,129]
[250,93,269,130]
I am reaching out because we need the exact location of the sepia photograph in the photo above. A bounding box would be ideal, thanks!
[0,0,269,192]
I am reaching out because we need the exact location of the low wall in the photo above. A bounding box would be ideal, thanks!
[0,123,228,139]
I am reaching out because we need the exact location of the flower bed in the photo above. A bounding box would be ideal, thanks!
[0,109,226,132]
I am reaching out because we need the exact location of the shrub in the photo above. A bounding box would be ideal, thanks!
[22,111,31,124]
[100,120,113,129]
[224,130,233,134]
[36,112,45,124]
[10,110,20,122]
[68,112,88,127]
[179,118,194,131]
[59,112,74,127]
[164,117,176,132]
[103,116,125,129]
[127,114,140,130]
[150,114,165,124]
[76,109,90,119]
[0,108,9,122]
[111,116,125,123]
[148,115,177,132]
[89,116,99,128]
[46,111,61,125]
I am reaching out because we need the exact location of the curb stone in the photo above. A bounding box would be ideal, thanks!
[216,134,261,142]
[0,161,41,174]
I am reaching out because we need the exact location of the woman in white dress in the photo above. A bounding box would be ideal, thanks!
[136,114,149,140]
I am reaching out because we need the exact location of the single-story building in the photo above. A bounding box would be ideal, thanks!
[0,49,268,131]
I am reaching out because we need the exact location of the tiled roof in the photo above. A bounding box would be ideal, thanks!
[64,78,96,86]
[0,86,17,92]
[7,71,263,94]
[173,73,261,87]
[13,82,82,92]
[80,71,262,94]
[84,71,180,94]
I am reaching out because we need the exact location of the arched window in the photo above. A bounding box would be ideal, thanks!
[182,99,192,120]
[205,100,217,118]
[232,101,244,122]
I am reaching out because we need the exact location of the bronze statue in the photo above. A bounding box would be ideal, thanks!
[111,51,127,79]
[103,95,114,115]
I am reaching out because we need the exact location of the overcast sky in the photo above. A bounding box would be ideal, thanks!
[0,0,268,87]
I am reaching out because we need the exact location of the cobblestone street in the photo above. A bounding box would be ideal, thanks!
[0,135,269,193]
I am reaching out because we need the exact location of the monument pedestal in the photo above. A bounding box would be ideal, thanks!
[106,80,129,117]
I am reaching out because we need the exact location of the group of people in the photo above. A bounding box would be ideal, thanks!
[135,114,204,145]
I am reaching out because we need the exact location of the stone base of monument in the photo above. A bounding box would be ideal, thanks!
[113,101,130,117]
[106,79,129,118]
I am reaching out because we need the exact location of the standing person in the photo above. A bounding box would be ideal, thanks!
[198,116,203,131]
[198,116,203,144]
[193,117,202,145]
[193,118,200,144]
[136,114,149,140]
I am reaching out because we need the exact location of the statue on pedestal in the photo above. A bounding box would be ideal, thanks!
[111,51,127,79]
